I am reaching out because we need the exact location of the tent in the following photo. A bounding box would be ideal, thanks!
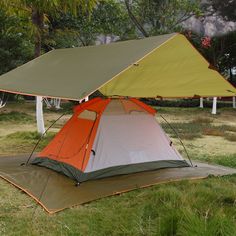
[0,33,235,99]
[33,98,190,182]
[0,33,236,212]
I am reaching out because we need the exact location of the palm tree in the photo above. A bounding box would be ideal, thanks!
[1,0,98,133]
[1,0,97,57]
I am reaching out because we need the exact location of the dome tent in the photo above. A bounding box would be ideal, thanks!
[33,98,189,182]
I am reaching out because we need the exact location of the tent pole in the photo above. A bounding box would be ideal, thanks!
[211,97,217,115]
[199,98,204,108]
[233,97,236,109]
[36,96,46,134]
[24,112,67,165]
[159,114,193,167]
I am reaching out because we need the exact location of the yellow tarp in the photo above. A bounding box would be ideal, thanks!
[100,34,236,98]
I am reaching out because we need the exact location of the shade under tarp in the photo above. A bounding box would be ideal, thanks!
[0,33,235,100]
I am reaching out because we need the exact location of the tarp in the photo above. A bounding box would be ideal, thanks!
[100,34,236,98]
[0,33,235,100]
[0,155,236,213]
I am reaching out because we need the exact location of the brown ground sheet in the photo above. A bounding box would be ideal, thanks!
[0,155,236,214]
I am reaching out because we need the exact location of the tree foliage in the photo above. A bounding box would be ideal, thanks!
[186,31,236,85]
[125,0,202,36]
[209,0,236,21]
[43,0,135,50]
[0,9,33,75]
[1,0,98,57]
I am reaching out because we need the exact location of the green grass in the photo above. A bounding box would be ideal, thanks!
[0,131,56,154]
[155,107,211,114]
[0,111,34,123]
[162,121,236,141]
[195,154,236,168]
[162,122,204,140]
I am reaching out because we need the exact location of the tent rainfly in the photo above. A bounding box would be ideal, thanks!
[0,33,235,99]
[32,98,190,182]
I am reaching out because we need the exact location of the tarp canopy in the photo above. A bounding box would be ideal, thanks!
[0,33,235,100]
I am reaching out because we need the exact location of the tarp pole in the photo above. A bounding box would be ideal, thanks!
[36,96,46,134]
[55,99,61,110]
[233,97,236,109]
[199,98,204,108]
[211,97,217,115]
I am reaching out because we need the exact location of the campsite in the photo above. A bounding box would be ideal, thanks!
[0,0,236,235]
[0,101,236,235]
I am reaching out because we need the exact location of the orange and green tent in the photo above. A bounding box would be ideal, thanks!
[33,97,190,182]
[0,33,235,99]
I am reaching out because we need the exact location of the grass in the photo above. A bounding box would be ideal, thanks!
[161,118,236,141]
[192,117,213,124]
[0,131,56,155]
[0,111,34,123]
[195,154,236,168]
[0,175,235,235]
[224,133,236,142]
[161,122,203,140]
[0,103,235,235]
[202,127,225,136]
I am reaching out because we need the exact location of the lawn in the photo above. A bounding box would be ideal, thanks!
[0,102,235,236]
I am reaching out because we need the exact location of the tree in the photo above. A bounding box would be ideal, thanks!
[0,9,34,105]
[185,31,236,86]
[1,0,97,57]
[0,9,33,75]
[43,0,135,50]
[209,0,236,22]
[1,0,97,134]
[124,0,202,37]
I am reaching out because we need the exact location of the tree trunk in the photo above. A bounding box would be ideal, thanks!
[32,9,46,134]
[32,8,44,58]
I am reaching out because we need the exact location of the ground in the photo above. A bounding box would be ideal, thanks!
[0,101,235,236]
